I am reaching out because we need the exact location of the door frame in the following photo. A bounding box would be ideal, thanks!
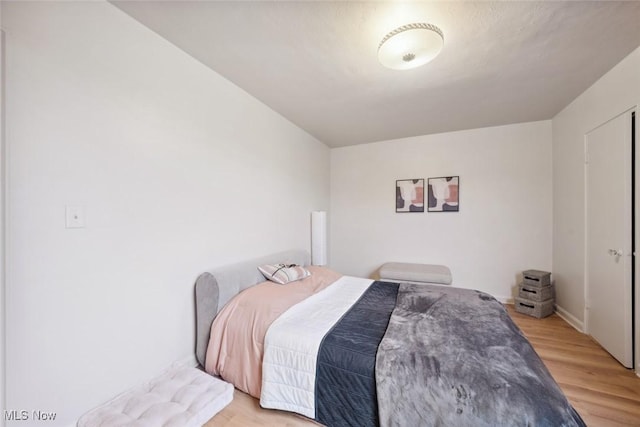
[584,107,636,370]
[631,105,640,376]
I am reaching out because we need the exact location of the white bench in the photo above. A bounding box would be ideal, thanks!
[77,365,233,427]
[379,262,452,285]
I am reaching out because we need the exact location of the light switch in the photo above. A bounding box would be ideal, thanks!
[65,205,85,229]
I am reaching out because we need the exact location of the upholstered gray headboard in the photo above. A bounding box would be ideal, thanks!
[194,249,310,367]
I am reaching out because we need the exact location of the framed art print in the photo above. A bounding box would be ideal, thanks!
[428,176,459,212]
[396,179,424,213]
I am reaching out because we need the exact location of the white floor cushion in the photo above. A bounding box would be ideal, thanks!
[77,365,233,427]
[379,262,452,285]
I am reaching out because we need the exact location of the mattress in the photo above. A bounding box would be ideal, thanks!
[204,267,585,427]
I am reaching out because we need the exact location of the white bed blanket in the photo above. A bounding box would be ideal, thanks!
[260,276,373,418]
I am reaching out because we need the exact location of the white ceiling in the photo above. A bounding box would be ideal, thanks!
[111,1,640,147]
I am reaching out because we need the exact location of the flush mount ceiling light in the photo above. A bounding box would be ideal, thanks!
[378,23,444,70]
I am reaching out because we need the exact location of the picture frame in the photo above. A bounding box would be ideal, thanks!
[427,176,459,212]
[396,179,425,213]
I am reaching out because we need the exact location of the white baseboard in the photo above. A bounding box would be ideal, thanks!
[554,304,585,333]
[496,296,514,304]
[175,354,199,368]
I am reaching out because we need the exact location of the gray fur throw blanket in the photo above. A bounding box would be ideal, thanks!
[375,283,585,427]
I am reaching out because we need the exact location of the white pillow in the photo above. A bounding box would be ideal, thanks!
[258,264,311,285]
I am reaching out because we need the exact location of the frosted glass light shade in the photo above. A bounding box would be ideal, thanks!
[378,23,444,70]
[311,211,327,266]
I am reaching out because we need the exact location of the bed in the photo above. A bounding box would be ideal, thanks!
[195,250,585,427]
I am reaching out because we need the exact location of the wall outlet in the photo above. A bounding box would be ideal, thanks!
[65,205,85,229]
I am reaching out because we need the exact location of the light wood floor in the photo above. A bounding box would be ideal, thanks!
[204,305,640,426]
[507,305,640,426]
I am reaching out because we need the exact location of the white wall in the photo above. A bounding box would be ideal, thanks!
[552,47,639,365]
[330,121,552,301]
[2,2,329,426]
[1,2,6,424]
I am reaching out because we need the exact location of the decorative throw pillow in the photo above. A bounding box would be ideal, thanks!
[258,263,311,285]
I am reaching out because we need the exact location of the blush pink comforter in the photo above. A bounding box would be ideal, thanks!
[204,266,342,397]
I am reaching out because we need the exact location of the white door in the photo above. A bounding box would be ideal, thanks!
[586,111,633,368]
